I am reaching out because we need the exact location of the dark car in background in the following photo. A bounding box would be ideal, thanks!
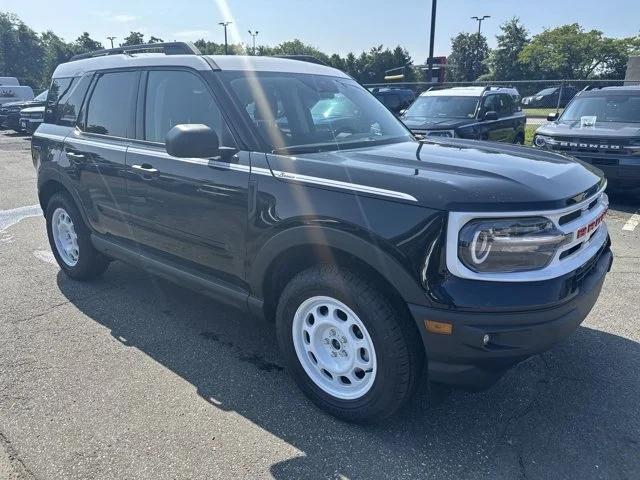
[370,87,415,115]
[534,86,640,190]
[20,105,45,134]
[522,85,578,108]
[401,86,526,143]
[0,90,47,132]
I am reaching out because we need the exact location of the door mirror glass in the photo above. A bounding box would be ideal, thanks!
[165,124,219,158]
[484,110,498,121]
[547,112,559,122]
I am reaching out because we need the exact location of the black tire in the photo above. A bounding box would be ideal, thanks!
[276,265,424,423]
[514,132,525,145]
[45,192,110,280]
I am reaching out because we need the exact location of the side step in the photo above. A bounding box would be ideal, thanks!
[91,234,258,312]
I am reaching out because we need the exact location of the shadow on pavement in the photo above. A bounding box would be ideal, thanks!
[57,264,640,480]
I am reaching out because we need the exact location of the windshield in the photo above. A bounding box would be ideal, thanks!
[560,95,640,123]
[403,96,479,120]
[221,72,411,152]
[34,90,48,102]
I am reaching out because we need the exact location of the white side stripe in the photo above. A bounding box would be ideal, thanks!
[269,169,418,201]
[33,132,65,141]
[32,134,417,202]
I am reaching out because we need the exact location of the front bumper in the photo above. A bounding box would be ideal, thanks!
[409,243,612,388]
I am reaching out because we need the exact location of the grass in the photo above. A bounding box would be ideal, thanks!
[523,107,563,118]
[525,125,538,146]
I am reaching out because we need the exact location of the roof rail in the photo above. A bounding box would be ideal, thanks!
[274,55,328,66]
[70,42,201,62]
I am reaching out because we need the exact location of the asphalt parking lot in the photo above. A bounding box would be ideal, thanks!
[1,130,639,480]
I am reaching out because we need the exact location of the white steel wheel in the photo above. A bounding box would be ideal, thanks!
[51,207,79,267]
[292,296,378,400]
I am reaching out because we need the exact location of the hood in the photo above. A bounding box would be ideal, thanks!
[21,106,45,113]
[1,99,44,109]
[537,121,640,138]
[265,139,603,212]
[401,117,472,130]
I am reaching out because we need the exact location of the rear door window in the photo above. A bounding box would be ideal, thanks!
[85,71,138,137]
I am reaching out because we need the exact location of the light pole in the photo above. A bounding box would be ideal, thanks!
[107,36,116,49]
[248,30,259,55]
[426,0,437,83]
[471,15,490,38]
[218,21,232,55]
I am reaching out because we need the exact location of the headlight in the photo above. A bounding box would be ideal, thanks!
[425,130,455,138]
[458,217,568,273]
[534,134,553,147]
[627,139,640,156]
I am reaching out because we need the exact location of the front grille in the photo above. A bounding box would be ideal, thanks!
[559,192,601,225]
[591,158,619,166]
[550,137,631,155]
[555,189,608,264]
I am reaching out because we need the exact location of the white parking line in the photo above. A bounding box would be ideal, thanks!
[622,211,640,232]
[0,204,42,232]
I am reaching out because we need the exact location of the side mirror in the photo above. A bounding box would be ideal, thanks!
[547,112,559,122]
[166,124,219,158]
[484,111,498,121]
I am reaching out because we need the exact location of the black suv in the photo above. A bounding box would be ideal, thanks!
[534,86,640,190]
[33,43,612,423]
[522,85,579,108]
[370,87,416,115]
[401,86,526,143]
[0,89,47,132]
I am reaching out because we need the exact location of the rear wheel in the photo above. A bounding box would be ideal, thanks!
[45,193,109,280]
[276,265,424,423]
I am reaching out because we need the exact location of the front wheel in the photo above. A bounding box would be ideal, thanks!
[276,265,424,423]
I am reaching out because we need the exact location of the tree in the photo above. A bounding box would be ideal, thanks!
[41,31,74,86]
[447,32,489,81]
[0,13,45,88]
[148,36,164,44]
[488,18,530,80]
[519,24,631,79]
[121,31,145,46]
[74,32,103,53]
[194,39,244,55]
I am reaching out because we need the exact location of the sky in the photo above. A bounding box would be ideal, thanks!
[2,0,639,63]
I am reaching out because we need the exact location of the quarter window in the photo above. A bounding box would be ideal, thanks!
[46,77,92,127]
[85,71,138,137]
[144,70,232,144]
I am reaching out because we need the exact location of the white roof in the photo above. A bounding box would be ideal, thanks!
[420,86,486,97]
[207,55,350,78]
[53,54,212,78]
[53,53,349,79]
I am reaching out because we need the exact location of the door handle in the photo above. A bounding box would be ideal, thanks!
[66,151,85,160]
[132,164,160,179]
